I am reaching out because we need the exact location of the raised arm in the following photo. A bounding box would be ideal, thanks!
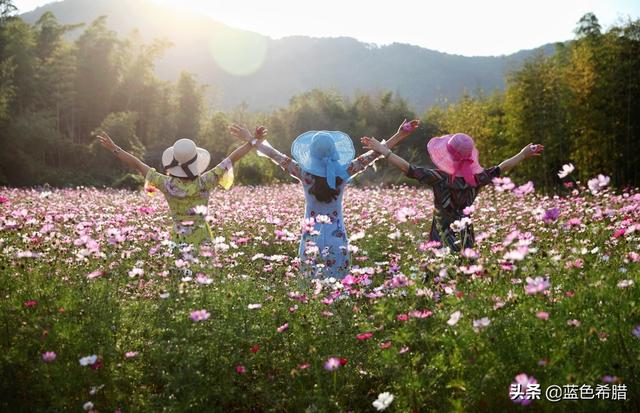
[228,123,301,180]
[498,143,544,173]
[97,132,150,176]
[361,136,411,174]
[347,119,419,176]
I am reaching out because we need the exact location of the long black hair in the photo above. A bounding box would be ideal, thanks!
[309,174,343,203]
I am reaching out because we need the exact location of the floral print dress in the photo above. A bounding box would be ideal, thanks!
[406,165,501,252]
[258,143,379,279]
[145,162,231,246]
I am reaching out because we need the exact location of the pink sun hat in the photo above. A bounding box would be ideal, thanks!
[427,133,483,186]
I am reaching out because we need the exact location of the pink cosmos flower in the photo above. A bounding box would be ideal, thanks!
[409,310,433,319]
[125,351,139,359]
[42,351,56,362]
[236,365,246,374]
[396,313,409,321]
[525,277,551,295]
[514,181,534,197]
[87,270,104,279]
[324,357,341,371]
[23,300,37,308]
[536,311,550,320]
[356,332,373,341]
[394,207,417,223]
[190,310,210,322]
[510,373,538,405]
[277,322,289,333]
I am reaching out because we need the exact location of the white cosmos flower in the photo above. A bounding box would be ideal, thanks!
[447,310,462,326]
[557,163,575,178]
[79,355,97,366]
[587,174,610,194]
[372,392,394,411]
[473,317,491,332]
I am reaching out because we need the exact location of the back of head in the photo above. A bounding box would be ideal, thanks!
[309,174,343,203]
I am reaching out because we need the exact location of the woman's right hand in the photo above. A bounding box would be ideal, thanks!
[97,131,117,152]
[361,136,389,155]
[228,123,254,143]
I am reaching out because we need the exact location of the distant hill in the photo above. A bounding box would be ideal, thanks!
[20,0,559,112]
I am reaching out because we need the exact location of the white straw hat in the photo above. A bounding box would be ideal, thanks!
[162,138,210,178]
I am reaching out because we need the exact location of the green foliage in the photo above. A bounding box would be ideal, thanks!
[0,11,639,190]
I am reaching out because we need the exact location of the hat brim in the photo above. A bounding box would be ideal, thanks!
[162,147,211,178]
[291,131,355,178]
[427,135,483,176]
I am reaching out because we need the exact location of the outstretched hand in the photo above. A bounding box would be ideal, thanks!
[361,136,389,155]
[521,143,545,159]
[397,119,420,136]
[229,123,254,142]
[96,131,117,152]
[255,126,268,140]
[229,123,268,143]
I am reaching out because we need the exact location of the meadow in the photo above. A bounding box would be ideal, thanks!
[1,173,639,412]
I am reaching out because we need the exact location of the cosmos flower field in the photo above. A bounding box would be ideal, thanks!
[1,176,639,412]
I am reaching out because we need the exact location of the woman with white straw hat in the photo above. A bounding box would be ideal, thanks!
[97,128,266,245]
[228,120,419,279]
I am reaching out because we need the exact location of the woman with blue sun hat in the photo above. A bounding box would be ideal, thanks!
[229,120,419,279]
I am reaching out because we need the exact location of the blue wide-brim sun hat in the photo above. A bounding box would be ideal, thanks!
[291,131,355,189]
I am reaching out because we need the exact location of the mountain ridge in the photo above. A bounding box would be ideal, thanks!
[20,0,560,111]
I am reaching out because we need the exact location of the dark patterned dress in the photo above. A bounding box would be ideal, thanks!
[258,142,380,278]
[406,165,501,251]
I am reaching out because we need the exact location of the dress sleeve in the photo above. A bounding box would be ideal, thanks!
[201,158,234,190]
[347,150,381,177]
[406,165,445,186]
[256,142,301,180]
[475,166,501,187]
[145,168,169,194]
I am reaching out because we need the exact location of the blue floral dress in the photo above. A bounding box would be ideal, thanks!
[258,143,379,279]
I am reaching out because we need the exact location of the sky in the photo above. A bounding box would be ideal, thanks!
[13,0,640,56]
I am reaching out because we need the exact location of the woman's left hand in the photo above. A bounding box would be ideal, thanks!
[255,126,268,140]
[521,143,545,159]
[397,119,420,136]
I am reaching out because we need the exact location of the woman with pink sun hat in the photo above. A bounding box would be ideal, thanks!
[362,133,544,251]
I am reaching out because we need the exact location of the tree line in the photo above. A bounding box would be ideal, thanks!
[1,3,638,190]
